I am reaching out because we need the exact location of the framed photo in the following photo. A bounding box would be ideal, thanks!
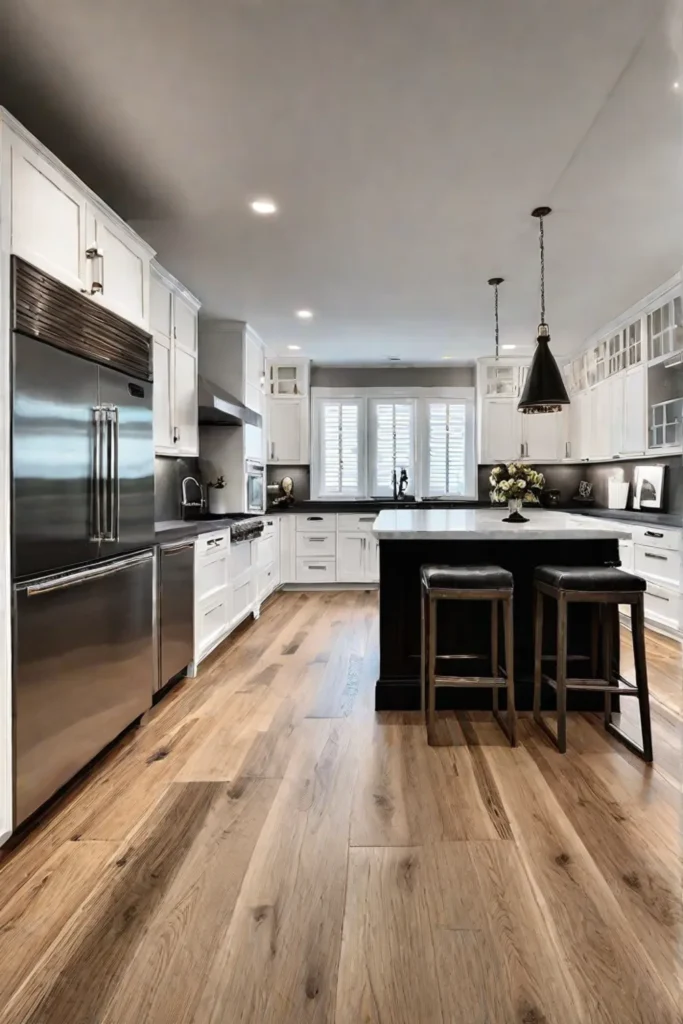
[633,464,666,510]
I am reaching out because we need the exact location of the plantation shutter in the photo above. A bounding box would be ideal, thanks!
[427,401,468,495]
[371,400,414,496]
[320,400,362,496]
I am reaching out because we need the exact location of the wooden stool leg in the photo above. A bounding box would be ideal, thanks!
[556,594,568,753]
[504,594,517,747]
[631,595,653,762]
[602,603,614,728]
[427,594,437,745]
[591,604,600,679]
[533,588,544,724]
[491,599,499,713]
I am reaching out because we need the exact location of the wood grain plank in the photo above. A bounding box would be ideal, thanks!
[0,840,116,1006]
[100,776,279,1024]
[480,735,680,1024]
[521,721,681,1005]
[196,719,356,1024]
[351,713,508,845]
[335,847,444,1024]
[2,782,227,1024]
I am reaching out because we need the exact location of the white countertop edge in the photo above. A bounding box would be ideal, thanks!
[373,508,632,541]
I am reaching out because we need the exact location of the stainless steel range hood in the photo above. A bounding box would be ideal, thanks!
[197,375,262,427]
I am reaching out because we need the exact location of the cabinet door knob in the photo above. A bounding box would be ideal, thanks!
[173,427,179,444]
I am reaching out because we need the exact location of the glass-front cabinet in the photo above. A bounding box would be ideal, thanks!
[268,360,309,397]
[647,356,683,449]
[626,318,642,366]
[647,295,683,362]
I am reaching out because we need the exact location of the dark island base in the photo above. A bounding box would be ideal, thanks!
[376,537,621,713]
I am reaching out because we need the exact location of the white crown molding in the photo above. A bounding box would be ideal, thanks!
[151,259,201,311]
[0,106,155,258]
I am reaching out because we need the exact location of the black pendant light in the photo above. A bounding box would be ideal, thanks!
[518,206,570,414]
[488,276,504,357]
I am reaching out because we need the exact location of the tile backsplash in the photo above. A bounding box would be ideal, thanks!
[266,464,311,501]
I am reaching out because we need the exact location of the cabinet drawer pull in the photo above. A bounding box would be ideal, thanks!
[307,516,323,521]
[308,565,327,570]
[360,516,375,522]
[644,552,667,560]
[644,531,664,538]
[651,594,670,603]
[309,536,326,542]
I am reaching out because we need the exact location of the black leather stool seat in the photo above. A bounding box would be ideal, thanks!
[422,565,513,590]
[535,565,646,592]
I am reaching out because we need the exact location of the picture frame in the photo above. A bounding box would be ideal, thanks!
[633,464,666,511]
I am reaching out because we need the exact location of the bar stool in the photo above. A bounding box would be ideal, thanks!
[533,565,652,761]
[421,565,516,746]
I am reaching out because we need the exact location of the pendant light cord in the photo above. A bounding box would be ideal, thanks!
[539,213,546,326]
[494,281,499,358]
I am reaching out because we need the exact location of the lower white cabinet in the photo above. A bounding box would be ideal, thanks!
[337,530,379,583]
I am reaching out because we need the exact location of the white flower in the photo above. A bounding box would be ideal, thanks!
[518,479,526,489]
[500,479,510,491]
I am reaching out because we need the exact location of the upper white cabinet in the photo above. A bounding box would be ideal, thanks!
[269,360,309,397]
[85,206,150,329]
[266,357,310,465]
[480,397,522,463]
[9,136,87,293]
[151,263,200,456]
[521,408,567,462]
[3,112,154,329]
[268,397,309,464]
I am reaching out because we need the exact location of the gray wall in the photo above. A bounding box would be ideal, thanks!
[155,455,202,521]
[310,365,475,388]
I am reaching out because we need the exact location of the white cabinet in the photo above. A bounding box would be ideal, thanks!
[151,263,200,456]
[86,207,149,328]
[268,398,309,464]
[6,120,153,327]
[621,366,647,455]
[10,136,87,292]
[481,399,522,463]
[521,408,567,462]
[587,381,611,461]
[268,360,309,397]
[337,533,366,581]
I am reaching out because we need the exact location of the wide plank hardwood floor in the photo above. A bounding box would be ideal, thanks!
[0,591,680,1023]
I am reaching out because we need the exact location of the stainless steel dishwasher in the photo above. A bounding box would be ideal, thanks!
[158,540,195,690]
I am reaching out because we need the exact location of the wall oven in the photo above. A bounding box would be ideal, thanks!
[245,460,265,514]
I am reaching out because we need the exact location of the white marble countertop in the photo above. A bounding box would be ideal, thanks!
[373,508,632,540]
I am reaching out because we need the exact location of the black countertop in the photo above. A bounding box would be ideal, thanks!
[155,517,242,542]
[572,508,682,528]
[267,499,489,514]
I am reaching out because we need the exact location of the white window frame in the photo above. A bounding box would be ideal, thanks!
[311,396,367,499]
[421,397,476,499]
[311,386,476,500]
[368,397,417,497]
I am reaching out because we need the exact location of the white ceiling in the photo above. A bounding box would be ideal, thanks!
[0,0,680,364]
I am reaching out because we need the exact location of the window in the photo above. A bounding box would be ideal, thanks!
[314,399,364,498]
[425,401,468,496]
[369,400,415,496]
[311,388,476,499]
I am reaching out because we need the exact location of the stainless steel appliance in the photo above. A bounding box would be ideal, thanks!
[158,540,195,690]
[11,257,155,827]
[230,517,265,543]
[246,459,265,514]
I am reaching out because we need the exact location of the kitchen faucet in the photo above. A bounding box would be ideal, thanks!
[392,468,409,501]
[181,476,205,516]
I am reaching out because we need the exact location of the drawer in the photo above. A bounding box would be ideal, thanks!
[296,513,337,532]
[296,531,336,557]
[634,545,681,588]
[630,525,681,552]
[261,517,278,539]
[296,557,337,583]
[643,582,681,632]
[196,532,229,557]
[338,513,377,533]
[196,552,228,601]
[198,591,230,653]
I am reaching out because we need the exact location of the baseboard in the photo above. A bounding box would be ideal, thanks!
[282,583,379,591]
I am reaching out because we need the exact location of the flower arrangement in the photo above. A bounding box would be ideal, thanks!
[489,463,545,505]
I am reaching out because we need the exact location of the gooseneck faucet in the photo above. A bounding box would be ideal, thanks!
[181,476,205,516]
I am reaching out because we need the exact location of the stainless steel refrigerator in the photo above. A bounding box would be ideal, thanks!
[11,257,156,827]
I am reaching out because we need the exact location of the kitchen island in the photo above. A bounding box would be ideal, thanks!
[373,508,632,711]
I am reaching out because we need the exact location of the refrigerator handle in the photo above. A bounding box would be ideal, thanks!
[25,550,154,597]
[102,405,119,542]
[111,406,120,542]
[92,406,105,541]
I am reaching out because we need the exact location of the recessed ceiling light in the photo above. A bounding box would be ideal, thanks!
[287,344,301,351]
[502,344,516,350]
[441,355,454,360]
[674,81,680,90]
[250,198,277,215]
[296,309,313,320]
